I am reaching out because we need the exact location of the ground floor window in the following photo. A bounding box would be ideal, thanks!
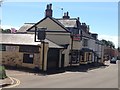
[70,50,80,64]
[80,52,93,63]
[0,45,6,51]
[23,54,34,64]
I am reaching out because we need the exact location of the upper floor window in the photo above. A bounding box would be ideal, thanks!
[72,29,79,34]
[83,39,88,47]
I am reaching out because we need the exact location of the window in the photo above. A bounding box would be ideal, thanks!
[83,39,88,47]
[23,54,34,64]
[0,45,6,51]
[70,50,80,64]
[73,29,79,34]
[6,46,18,51]
[19,46,39,53]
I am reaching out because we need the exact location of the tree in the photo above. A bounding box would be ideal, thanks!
[1,29,11,33]
[107,41,115,49]
[101,39,109,46]
[101,39,115,49]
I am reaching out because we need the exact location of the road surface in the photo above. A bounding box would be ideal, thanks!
[5,61,118,88]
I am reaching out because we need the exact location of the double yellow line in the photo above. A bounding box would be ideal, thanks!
[4,77,20,88]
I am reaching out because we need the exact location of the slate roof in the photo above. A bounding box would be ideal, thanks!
[81,30,93,39]
[57,18,78,28]
[0,34,63,48]
[17,23,34,33]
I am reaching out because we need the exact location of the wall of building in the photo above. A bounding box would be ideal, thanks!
[62,45,70,67]
[88,39,96,51]
[27,17,72,67]
[100,45,104,63]
[40,42,49,71]
[46,32,70,45]
[1,44,49,70]
[73,40,82,50]
[46,32,71,67]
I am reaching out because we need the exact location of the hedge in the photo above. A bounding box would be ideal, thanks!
[0,65,7,79]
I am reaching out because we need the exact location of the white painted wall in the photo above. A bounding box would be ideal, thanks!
[73,40,82,50]
[88,39,96,51]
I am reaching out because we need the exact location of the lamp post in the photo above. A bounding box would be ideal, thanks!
[35,26,47,71]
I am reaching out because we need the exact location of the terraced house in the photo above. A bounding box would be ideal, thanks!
[0,4,104,72]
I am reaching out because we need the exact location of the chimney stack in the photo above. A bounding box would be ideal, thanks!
[45,4,53,17]
[91,33,98,40]
[63,11,70,19]
[77,17,80,21]
[81,23,88,32]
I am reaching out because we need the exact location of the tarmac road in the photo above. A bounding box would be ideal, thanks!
[5,61,118,88]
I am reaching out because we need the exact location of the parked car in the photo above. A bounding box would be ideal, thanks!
[110,57,117,64]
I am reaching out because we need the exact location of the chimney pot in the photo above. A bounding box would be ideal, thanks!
[65,13,67,16]
[47,4,49,9]
[63,12,70,19]
[49,4,52,9]
[67,12,69,16]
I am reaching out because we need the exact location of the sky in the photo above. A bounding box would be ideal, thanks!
[0,1,118,48]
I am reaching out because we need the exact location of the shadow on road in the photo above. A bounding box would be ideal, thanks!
[5,63,109,75]
[46,63,109,75]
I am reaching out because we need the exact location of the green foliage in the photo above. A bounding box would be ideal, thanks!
[1,29,11,33]
[101,39,115,48]
[0,65,7,79]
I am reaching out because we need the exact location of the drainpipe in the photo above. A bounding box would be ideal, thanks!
[70,33,74,66]
[42,41,45,71]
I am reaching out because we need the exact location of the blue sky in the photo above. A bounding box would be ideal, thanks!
[1,2,118,47]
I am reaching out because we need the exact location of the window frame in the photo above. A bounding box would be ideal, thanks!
[0,45,6,51]
[83,39,88,47]
[23,53,34,64]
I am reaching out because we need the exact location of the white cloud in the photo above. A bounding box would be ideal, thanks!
[1,25,20,30]
[98,35,118,48]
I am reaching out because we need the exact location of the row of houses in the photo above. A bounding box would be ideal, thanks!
[0,4,114,72]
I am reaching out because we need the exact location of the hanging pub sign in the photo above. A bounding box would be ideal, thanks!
[73,34,81,41]
[37,28,46,41]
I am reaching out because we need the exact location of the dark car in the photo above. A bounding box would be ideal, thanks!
[110,57,117,64]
